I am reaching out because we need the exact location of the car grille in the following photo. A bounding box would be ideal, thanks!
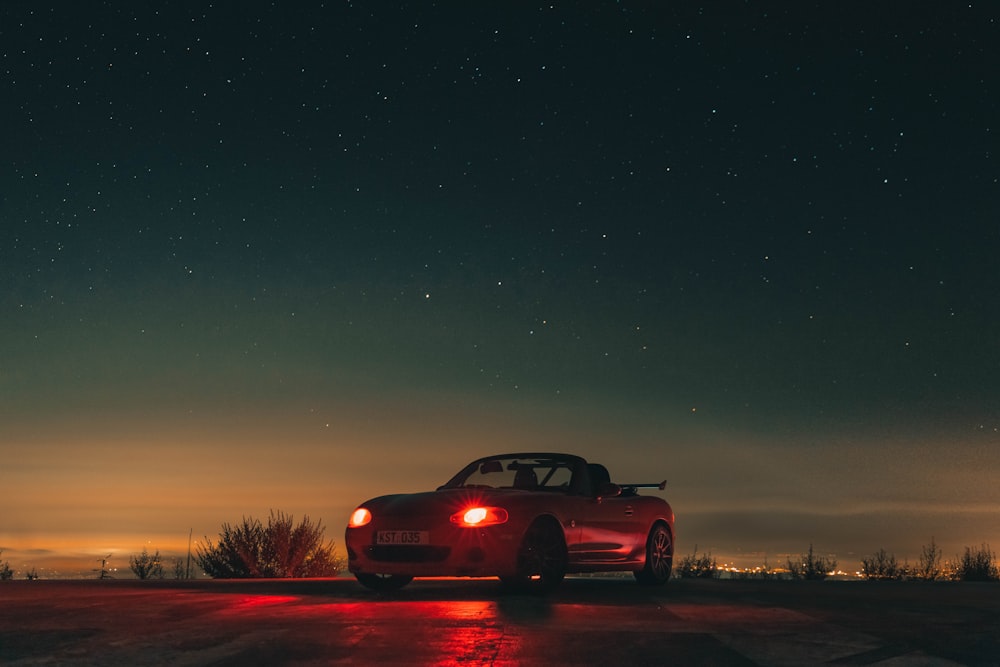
[365,545,451,563]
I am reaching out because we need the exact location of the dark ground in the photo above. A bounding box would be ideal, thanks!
[1,577,997,665]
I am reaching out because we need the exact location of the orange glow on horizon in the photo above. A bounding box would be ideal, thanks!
[5,391,1000,580]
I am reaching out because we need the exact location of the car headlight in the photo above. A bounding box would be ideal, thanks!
[450,506,508,527]
[348,507,372,527]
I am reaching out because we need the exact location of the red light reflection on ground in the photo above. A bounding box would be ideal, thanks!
[391,601,513,666]
[208,590,545,663]
[220,595,300,613]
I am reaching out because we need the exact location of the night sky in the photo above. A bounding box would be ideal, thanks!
[3,2,999,575]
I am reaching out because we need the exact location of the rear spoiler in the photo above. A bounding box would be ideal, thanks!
[621,480,667,491]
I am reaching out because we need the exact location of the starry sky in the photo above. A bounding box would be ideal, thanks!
[3,2,999,575]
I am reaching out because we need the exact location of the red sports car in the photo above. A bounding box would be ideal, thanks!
[345,452,675,591]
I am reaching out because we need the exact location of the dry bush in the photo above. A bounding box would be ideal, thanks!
[861,548,903,580]
[913,537,944,581]
[676,545,719,579]
[956,544,999,582]
[129,548,164,580]
[787,544,836,581]
[0,551,13,581]
[197,510,343,578]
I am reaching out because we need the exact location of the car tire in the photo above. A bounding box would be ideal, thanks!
[503,518,567,592]
[354,573,414,592]
[634,523,673,586]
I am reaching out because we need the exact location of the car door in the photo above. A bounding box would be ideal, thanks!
[568,464,642,563]
[573,493,642,563]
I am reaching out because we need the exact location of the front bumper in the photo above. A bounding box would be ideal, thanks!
[346,523,521,578]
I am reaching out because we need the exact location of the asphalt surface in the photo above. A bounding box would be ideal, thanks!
[1,577,997,666]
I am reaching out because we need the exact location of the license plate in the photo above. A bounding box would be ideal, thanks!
[376,530,429,545]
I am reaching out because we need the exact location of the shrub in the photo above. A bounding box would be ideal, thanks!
[676,545,719,579]
[129,548,164,580]
[0,551,13,581]
[196,510,343,578]
[733,563,777,581]
[956,544,999,582]
[913,537,943,581]
[735,557,778,580]
[171,557,193,579]
[787,544,836,581]
[861,548,903,580]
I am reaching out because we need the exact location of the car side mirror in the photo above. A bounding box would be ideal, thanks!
[596,482,622,499]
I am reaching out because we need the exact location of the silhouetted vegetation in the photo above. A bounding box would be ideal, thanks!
[861,548,904,580]
[914,537,943,581]
[732,558,778,581]
[860,538,947,581]
[0,551,13,581]
[171,557,195,579]
[956,544,999,582]
[676,545,719,579]
[129,548,164,580]
[787,544,836,580]
[196,510,343,578]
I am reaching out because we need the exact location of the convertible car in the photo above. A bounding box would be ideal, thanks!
[345,452,674,591]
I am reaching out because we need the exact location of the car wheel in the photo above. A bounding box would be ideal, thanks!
[354,573,414,592]
[503,518,567,592]
[634,523,673,586]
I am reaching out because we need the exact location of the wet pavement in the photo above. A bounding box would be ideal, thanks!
[1,577,997,665]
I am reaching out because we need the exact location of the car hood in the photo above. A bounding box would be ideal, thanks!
[361,487,534,516]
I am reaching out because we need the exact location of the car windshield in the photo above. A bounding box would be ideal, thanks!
[442,455,576,491]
